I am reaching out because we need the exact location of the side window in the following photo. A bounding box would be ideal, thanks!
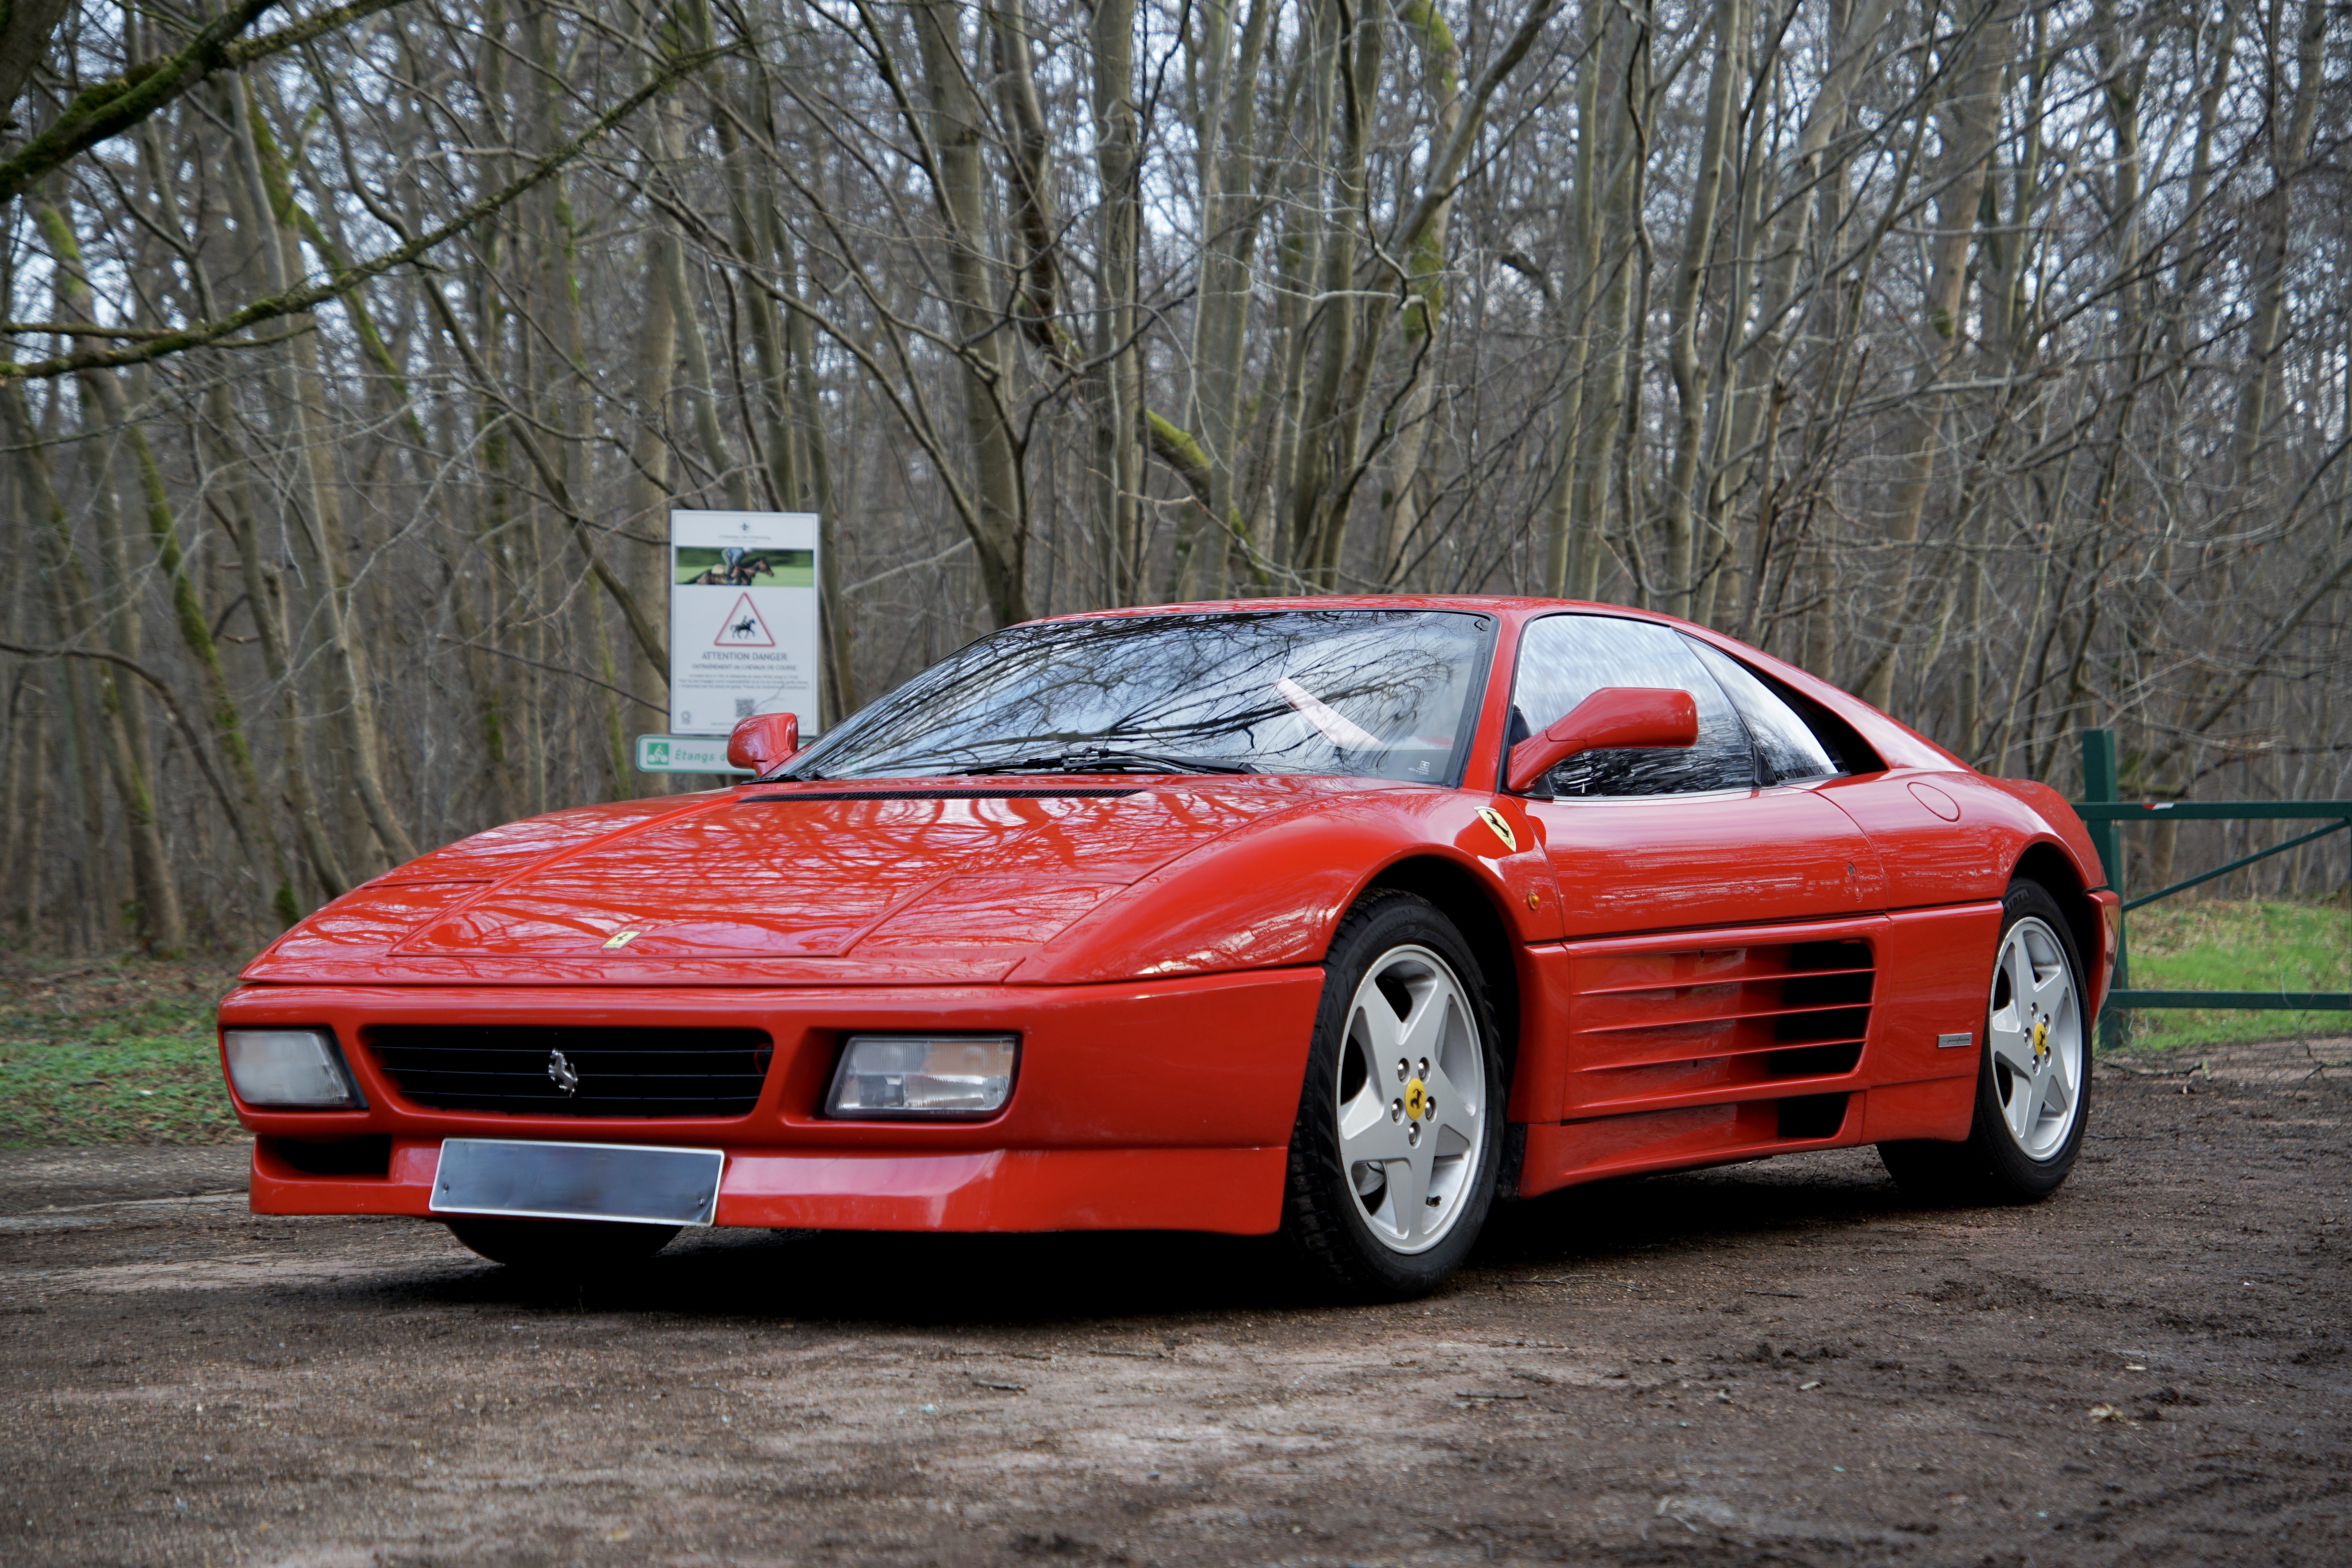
[1684,639,1839,784]
[1509,616,1755,796]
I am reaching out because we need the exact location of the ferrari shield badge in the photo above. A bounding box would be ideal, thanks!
[1475,807,1518,855]
[602,929,641,949]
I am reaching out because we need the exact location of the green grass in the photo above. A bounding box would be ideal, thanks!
[2112,897,2351,1051]
[0,960,247,1145]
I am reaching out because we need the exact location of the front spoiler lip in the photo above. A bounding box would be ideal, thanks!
[250,1136,1289,1236]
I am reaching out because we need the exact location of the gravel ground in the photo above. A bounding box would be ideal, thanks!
[1,1039,2345,1566]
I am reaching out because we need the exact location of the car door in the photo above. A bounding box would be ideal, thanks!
[1506,614,1889,1145]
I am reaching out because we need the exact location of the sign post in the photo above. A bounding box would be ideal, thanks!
[635,510,820,776]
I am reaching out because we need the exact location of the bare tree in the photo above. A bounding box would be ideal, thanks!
[0,0,2345,953]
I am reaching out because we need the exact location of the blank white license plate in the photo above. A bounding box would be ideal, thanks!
[429,1139,724,1226]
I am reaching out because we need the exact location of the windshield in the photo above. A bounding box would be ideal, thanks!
[786,610,1493,784]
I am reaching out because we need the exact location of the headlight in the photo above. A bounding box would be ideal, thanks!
[223,1029,365,1109]
[825,1034,1017,1119]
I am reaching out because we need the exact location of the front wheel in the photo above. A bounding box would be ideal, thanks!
[444,1216,681,1275]
[1279,890,1505,1299]
[1880,878,2091,1204]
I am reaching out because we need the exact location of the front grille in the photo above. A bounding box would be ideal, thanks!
[367,1026,772,1117]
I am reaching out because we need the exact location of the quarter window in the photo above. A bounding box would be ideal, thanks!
[1509,616,1755,796]
[1684,639,1839,784]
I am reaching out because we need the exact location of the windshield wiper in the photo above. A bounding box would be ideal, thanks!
[951,747,1257,776]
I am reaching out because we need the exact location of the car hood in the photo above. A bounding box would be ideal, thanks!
[240,779,1340,985]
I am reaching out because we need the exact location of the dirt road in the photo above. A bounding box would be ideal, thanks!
[3,1040,2345,1566]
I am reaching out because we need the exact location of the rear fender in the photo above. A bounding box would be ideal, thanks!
[1973,776,2113,1013]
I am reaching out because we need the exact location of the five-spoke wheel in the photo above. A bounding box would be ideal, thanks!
[1334,943,1488,1254]
[1281,890,1504,1297]
[1986,913,2084,1160]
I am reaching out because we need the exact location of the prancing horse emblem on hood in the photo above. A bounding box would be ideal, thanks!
[547,1049,580,1096]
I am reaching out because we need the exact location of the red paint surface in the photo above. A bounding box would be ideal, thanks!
[1820,772,2019,909]
[1871,902,2007,1083]
[1529,783,1884,941]
[225,598,2110,1233]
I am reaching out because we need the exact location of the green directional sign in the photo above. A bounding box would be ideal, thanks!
[634,734,754,776]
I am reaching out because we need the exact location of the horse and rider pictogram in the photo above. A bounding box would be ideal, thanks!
[713,594,775,646]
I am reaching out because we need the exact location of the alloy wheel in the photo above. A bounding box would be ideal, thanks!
[1333,944,1488,1254]
[1987,915,2083,1161]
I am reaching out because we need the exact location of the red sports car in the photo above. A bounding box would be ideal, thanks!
[218,599,2118,1297]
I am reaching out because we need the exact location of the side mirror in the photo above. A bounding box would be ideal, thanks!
[1505,687,1698,794]
[726,711,800,775]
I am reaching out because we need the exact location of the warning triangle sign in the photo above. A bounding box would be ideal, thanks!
[713,593,776,648]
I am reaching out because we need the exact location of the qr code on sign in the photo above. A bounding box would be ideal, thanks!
[735,699,754,718]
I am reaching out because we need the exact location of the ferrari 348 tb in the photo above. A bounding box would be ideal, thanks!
[218,600,2118,1297]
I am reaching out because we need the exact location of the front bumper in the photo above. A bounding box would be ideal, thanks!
[223,967,1324,1236]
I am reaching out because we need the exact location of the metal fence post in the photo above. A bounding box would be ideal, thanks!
[2078,728,2130,1051]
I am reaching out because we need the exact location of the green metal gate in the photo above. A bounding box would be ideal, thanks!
[2074,728,2351,1048]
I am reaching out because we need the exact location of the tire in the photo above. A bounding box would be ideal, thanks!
[1880,878,2092,1204]
[1279,890,1506,1299]
[444,1216,681,1274]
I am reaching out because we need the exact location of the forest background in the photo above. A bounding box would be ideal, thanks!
[0,0,2345,956]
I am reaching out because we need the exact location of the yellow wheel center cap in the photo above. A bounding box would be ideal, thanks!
[1404,1078,1428,1121]
[2031,1019,2049,1062]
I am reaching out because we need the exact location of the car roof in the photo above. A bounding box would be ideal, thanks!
[1026,596,1966,775]
[1032,596,1657,624]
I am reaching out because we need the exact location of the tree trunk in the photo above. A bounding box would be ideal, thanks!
[1659,0,1742,618]
[220,74,419,867]
[2227,0,2327,487]
[36,195,291,935]
[1377,0,1465,590]
[1855,2,2012,710]
[1,383,184,952]
[912,0,1030,626]
[1089,0,1143,604]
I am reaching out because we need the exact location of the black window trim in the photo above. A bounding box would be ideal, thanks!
[1495,610,1764,800]
[1679,631,1883,781]
[1677,632,1849,790]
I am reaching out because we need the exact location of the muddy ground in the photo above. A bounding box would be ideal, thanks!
[2,1040,2345,1567]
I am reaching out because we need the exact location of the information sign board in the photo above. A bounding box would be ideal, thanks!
[668,510,820,736]
[633,734,752,776]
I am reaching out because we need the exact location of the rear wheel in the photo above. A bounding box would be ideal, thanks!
[444,1216,681,1274]
[1880,879,2090,1203]
[1279,890,1504,1299]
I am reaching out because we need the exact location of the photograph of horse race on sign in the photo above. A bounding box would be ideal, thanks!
[673,545,815,587]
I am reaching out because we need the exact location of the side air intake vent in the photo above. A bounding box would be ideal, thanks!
[1564,935,1877,1117]
[1776,1092,1851,1140]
